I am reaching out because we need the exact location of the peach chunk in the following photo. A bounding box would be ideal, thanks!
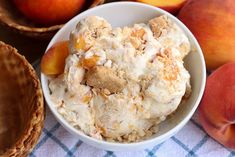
[199,62,235,149]
[82,93,92,103]
[81,55,100,70]
[41,41,69,75]
[136,0,187,14]
[74,36,87,51]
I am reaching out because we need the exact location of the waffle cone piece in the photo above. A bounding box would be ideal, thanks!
[0,41,44,156]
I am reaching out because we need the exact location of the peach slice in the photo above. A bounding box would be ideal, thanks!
[198,62,235,149]
[136,0,187,14]
[41,41,69,75]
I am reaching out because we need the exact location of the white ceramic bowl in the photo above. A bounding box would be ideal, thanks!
[41,2,206,151]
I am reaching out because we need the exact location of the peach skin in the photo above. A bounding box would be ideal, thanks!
[198,62,235,149]
[136,0,187,14]
[13,0,85,25]
[178,0,235,70]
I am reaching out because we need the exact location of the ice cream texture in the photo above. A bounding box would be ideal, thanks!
[48,15,191,142]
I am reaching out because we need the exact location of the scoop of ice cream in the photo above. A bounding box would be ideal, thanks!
[48,15,191,142]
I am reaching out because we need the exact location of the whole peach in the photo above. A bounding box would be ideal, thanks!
[198,62,235,149]
[13,0,85,26]
[178,0,235,70]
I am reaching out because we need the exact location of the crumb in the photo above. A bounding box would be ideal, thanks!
[85,66,126,93]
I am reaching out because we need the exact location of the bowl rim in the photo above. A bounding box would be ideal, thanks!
[41,1,206,149]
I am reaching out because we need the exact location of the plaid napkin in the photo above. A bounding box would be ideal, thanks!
[28,106,235,157]
[31,60,235,157]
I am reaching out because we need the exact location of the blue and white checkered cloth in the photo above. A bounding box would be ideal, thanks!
[29,107,235,157]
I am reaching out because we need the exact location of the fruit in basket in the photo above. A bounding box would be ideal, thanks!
[13,0,85,25]
[178,0,235,70]
[41,41,69,75]
[136,0,187,14]
[198,62,235,149]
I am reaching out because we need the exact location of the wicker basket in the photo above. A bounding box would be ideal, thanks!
[0,0,105,39]
[0,41,44,156]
